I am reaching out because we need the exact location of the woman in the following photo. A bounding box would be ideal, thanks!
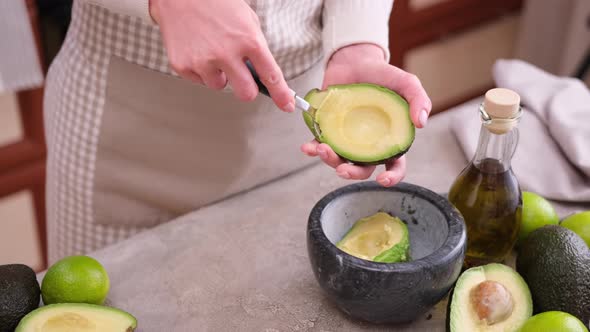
[43,0,432,263]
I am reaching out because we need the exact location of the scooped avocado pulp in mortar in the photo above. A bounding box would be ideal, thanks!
[336,212,410,263]
[303,83,415,164]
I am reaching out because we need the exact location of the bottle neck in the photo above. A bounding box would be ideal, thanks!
[473,124,519,173]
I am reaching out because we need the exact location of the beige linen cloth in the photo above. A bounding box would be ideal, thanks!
[451,59,590,202]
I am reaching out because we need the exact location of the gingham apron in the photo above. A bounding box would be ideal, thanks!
[43,1,325,263]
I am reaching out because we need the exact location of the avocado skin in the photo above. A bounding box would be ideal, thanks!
[443,285,453,332]
[0,264,40,332]
[516,225,590,326]
[350,148,411,166]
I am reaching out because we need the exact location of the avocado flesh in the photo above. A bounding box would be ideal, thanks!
[449,263,532,332]
[302,88,327,140]
[15,303,137,332]
[303,84,415,164]
[0,264,41,332]
[516,225,590,325]
[336,212,409,263]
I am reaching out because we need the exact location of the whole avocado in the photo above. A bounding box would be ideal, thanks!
[0,264,40,332]
[516,225,590,326]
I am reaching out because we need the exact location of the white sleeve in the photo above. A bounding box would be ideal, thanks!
[85,0,154,24]
[322,0,394,64]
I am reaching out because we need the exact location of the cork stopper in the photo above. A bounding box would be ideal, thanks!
[481,88,522,134]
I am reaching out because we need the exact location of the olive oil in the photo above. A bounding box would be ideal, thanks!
[449,158,522,267]
[449,88,523,268]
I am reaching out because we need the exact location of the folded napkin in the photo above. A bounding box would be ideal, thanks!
[450,59,590,202]
[0,1,44,93]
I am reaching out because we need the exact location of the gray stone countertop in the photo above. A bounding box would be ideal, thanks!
[38,105,589,331]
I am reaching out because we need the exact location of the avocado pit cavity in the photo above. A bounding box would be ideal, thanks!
[341,106,391,145]
[470,280,514,325]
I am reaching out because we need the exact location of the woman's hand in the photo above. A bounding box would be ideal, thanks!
[301,43,432,187]
[149,0,295,112]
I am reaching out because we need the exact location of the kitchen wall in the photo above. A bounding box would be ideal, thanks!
[405,13,521,110]
[515,0,590,77]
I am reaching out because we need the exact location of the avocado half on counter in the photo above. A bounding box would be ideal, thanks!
[447,263,533,332]
[15,303,137,331]
[303,83,415,165]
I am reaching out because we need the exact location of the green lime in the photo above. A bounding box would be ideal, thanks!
[519,311,588,332]
[41,255,110,305]
[561,211,590,247]
[518,191,559,244]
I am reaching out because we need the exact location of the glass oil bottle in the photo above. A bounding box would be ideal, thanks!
[448,88,523,268]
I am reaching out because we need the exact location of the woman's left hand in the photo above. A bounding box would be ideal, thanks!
[300,43,432,187]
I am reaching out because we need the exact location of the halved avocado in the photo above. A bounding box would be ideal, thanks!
[15,303,137,332]
[336,212,410,263]
[448,263,532,332]
[303,83,415,165]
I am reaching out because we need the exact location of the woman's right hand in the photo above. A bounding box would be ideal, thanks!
[149,0,295,113]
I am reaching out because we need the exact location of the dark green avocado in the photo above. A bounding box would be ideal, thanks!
[0,264,40,332]
[516,225,590,326]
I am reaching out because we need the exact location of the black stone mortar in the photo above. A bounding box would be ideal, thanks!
[307,181,466,324]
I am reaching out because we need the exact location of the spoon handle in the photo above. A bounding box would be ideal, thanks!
[245,60,311,112]
[245,60,271,97]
